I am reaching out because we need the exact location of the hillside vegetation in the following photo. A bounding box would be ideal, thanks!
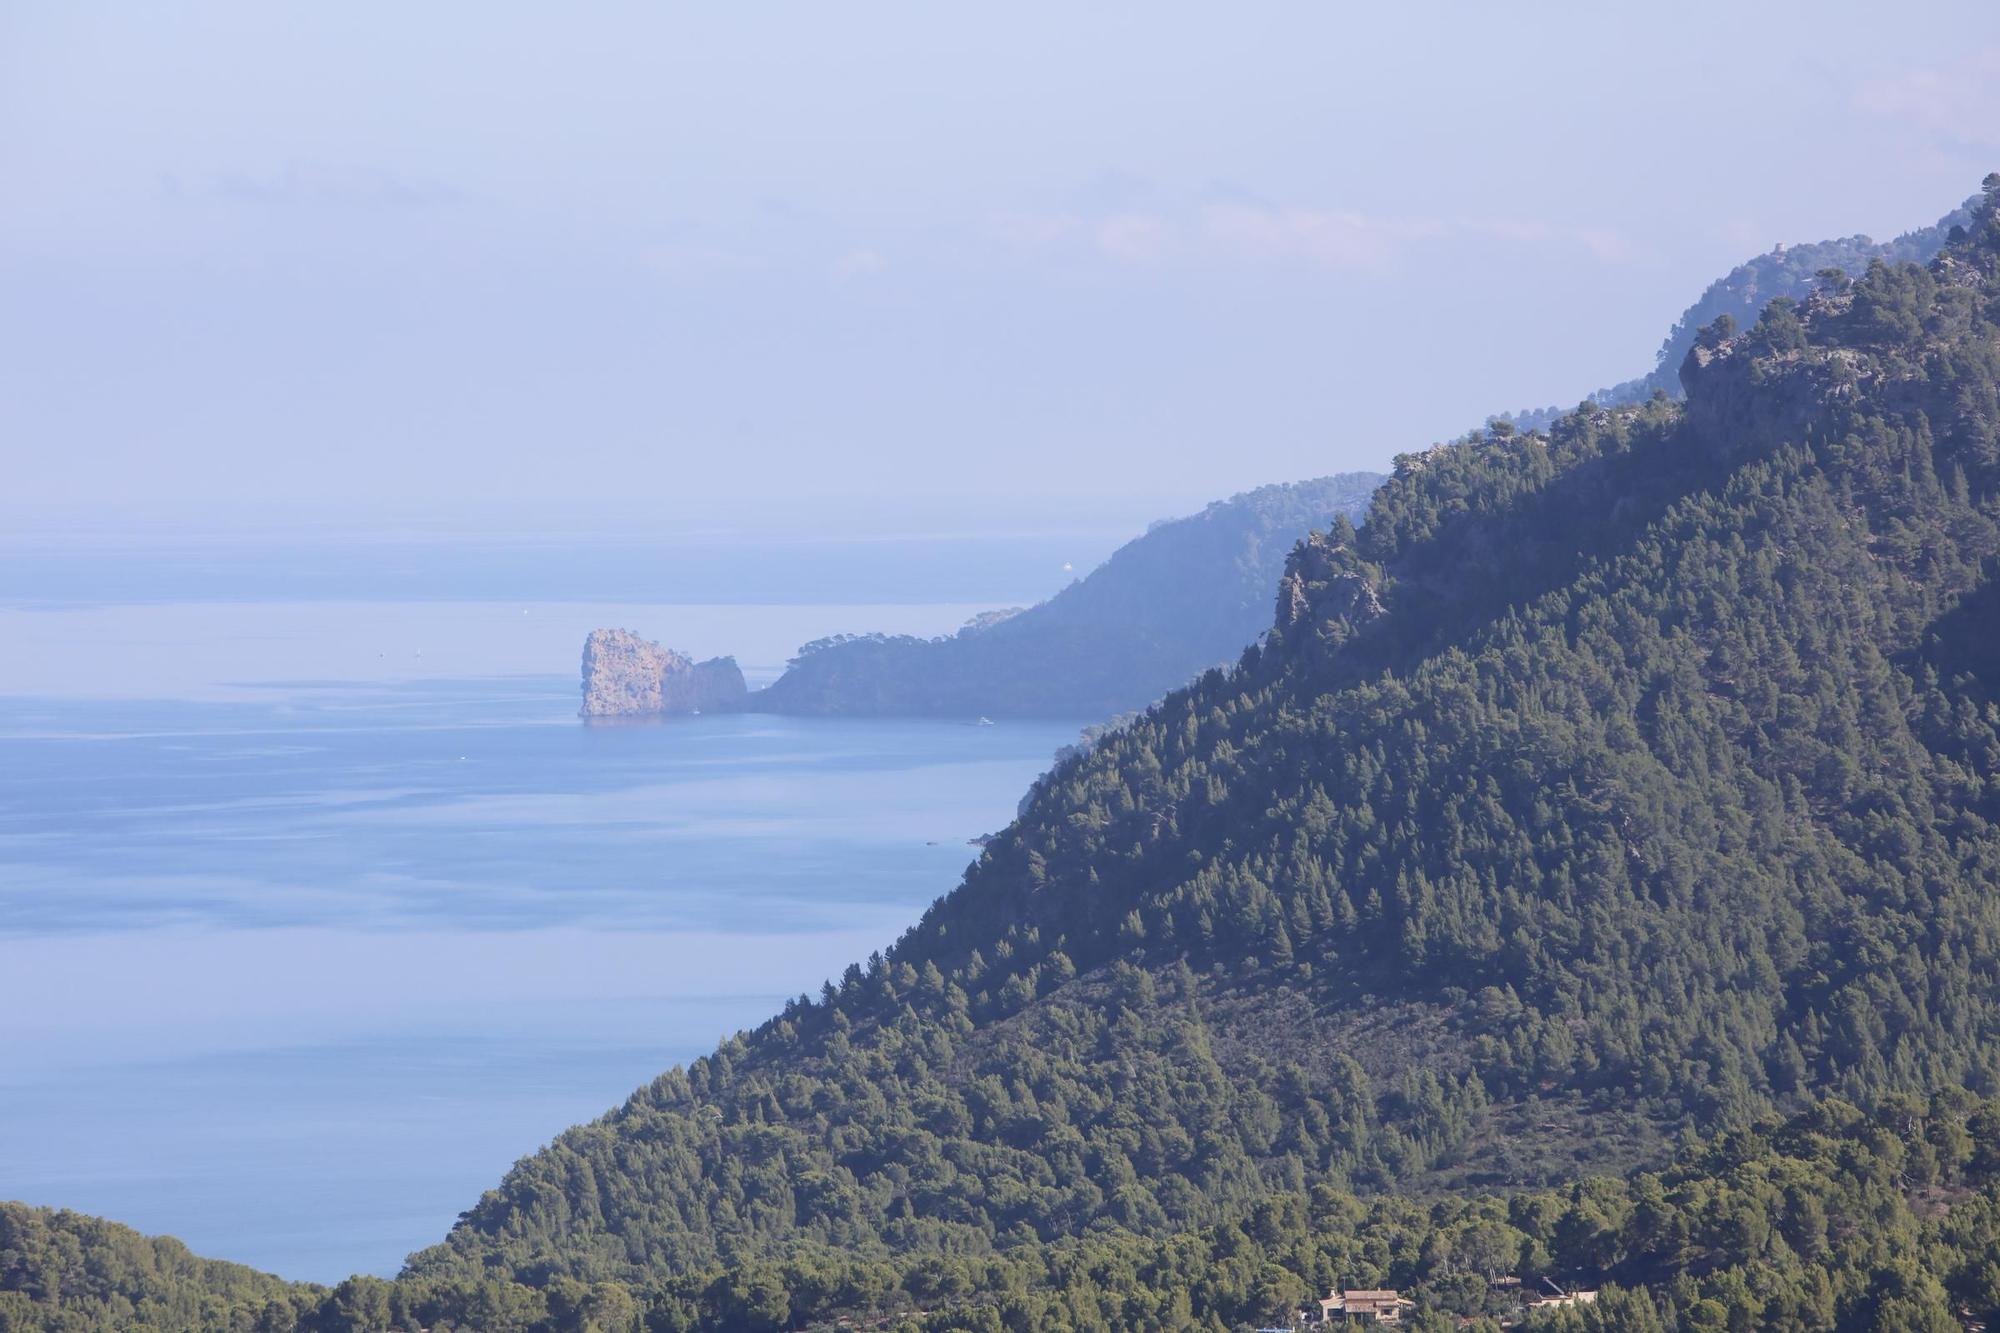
[393,181,2000,1310]
[0,1203,315,1333]
[15,1095,2000,1331]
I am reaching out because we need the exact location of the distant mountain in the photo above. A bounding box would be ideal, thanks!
[708,474,1381,720]
[1493,190,1983,432]
[405,184,2000,1320]
[751,474,1386,719]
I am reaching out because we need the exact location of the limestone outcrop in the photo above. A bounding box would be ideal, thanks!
[579,628,746,718]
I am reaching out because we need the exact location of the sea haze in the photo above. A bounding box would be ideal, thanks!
[0,527,1092,1282]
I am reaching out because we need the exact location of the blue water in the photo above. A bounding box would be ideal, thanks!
[1,681,1060,933]
[0,663,1078,1281]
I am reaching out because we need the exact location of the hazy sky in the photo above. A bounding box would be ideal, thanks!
[5,2,1999,522]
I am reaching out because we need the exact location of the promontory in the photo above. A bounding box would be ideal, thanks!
[578,628,746,718]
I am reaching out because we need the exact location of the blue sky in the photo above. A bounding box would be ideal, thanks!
[4,2,1998,524]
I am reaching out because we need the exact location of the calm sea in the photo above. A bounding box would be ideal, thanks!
[0,529,1102,1283]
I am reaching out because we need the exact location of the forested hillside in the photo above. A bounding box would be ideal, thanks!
[748,475,1383,719]
[14,1094,2000,1331]
[0,1203,314,1332]
[394,179,2000,1307]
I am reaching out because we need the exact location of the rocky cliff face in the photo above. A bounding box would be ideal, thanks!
[579,628,746,718]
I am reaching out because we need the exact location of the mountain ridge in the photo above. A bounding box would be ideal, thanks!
[1497,189,1983,431]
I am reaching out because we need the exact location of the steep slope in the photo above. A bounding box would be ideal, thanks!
[406,182,2000,1289]
[747,474,1383,719]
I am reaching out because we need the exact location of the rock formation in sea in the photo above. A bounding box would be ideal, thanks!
[579,628,746,718]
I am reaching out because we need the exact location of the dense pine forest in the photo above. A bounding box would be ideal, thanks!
[10,179,2000,1331]
[9,1094,2000,1331]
